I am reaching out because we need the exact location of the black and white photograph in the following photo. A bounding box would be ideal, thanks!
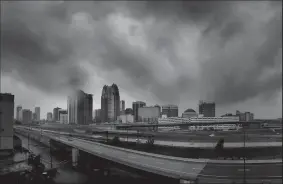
[0,1,282,184]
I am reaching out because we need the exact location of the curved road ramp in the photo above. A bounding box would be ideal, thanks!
[15,127,282,184]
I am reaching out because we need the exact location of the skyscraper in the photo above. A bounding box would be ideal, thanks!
[16,105,22,121]
[22,109,32,124]
[199,101,215,117]
[68,90,93,124]
[94,109,101,123]
[101,84,120,123]
[53,107,61,122]
[132,101,146,122]
[35,107,40,121]
[0,93,14,152]
[162,104,178,117]
[120,100,125,114]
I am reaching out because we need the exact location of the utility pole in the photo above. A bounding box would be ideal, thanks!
[49,140,53,168]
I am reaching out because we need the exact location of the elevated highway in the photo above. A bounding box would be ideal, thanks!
[15,127,282,183]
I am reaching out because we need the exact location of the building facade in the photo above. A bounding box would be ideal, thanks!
[162,104,178,117]
[22,109,32,124]
[58,110,68,124]
[68,90,93,125]
[199,101,215,117]
[138,106,160,123]
[35,107,40,121]
[120,100,125,114]
[101,84,120,123]
[94,109,101,123]
[125,108,133,115]
[53,107,61,122]
[158,116,240,131]
[236,110,254,121]
[47,112,52,121]
[16,105,22,121]
[132,101,146,122]
[0,93,14,151]
[118,114,134,123]
[182,108,198,118]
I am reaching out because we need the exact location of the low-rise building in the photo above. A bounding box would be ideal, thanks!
[118,114,134,123]
[58,109,68,124]
[182,108,198,118]
[138,106,160,123]
[158,116,241,131]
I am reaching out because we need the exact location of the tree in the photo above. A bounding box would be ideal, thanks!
[214,138,224,158]
[110,136,121,145]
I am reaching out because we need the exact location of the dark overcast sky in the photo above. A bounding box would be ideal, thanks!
[1,1,282,119]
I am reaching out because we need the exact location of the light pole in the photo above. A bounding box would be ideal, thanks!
[49,140,53,168]
[243,125,246,184]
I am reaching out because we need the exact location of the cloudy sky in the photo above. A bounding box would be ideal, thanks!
[1,1,282,119]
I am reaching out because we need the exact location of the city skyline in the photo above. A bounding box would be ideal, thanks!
[1,1,282,119]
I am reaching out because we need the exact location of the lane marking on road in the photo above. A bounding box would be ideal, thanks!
[238,169,250,172]
[156,161,164,165]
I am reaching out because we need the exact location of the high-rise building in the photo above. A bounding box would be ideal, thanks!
[101,84,120,123]
[22,109,32,124]
[68,90,93,124]
[0,93,14,152]
[162,104,178,117]
[53,107,61,122]
[94,109,101,123]
[16,105,22,121]
[132,101,146,122]
[47,112,52,121]
[35,107,40,121]
[198,101,215,117]
[120,100,125,113]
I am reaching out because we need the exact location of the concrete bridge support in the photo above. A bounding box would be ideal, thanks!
[72,148,79,168]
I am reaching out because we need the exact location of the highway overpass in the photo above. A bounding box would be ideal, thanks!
[15,127,282,183]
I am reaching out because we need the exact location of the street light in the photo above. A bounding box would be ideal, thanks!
[243,124,246,184]
[49,140,53,168]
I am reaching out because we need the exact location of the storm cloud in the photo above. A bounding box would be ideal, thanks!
[1,1,282,107]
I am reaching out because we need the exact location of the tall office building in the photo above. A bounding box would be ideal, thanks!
[22,109,32,124]
[47,112,52,121]
[101,84,120,123]
[68,90,93,124]
[198,101,215,117]
[132,101,146,122]
[0,93,14,152]
[35,107,40,121]
[162,104,178,117]
[53,107,61,122]
[94,109,101,123]
[16,105,22,121]
[120,100,125,111]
